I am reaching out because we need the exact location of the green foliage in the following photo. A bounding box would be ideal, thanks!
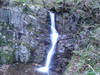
[0,22,15,64]
[64,23,100,75]
[22,42,35,51]
[24,5,32,13]
[91,28,100,41]
[64,30,100,74]
[10,0,27,2]
[86,72,100,75]
[0,46,14,64]
[56,0,62,3]
[63,0,100,74]
[0,22,13,47]
[64,43,100,74]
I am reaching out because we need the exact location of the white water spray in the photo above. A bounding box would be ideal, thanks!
[37,12,59,73]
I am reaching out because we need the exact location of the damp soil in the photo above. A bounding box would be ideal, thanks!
[0,63,61,75]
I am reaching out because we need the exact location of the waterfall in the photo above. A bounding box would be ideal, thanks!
[37,12,59,73]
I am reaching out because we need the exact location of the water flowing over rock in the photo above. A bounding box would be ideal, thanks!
[51,34,74,73]
[0,0,100,75]
[0,1,83,75]
[0,4,77,74]
[37,12,59,73]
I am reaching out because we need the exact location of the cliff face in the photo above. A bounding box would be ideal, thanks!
[0,4,75,74]
[0,0,100,75]
[0,5,49,63]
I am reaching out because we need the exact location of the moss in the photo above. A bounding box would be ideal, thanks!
[0,22,15,64]
[27,25,33,32]
[0,22,14,47]
[91,28,100,41]
[64,41,100,75]
[21,42,35,62]
[64,44,100,75]
[64,24,100,75]
[22,42,35,51]
[10,0,27,3]
[63,56,75,73]
[0,46,14,64]
[24,5,32,14]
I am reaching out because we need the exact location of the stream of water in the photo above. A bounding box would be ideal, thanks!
[37,12,59,73]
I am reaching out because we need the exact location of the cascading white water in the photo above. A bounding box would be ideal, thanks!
[37,12,59,73]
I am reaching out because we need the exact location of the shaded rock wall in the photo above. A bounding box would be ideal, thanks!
[0,0,100,75]
[0,2,84,74]
[0,4,79,74]
[0,5,50,64]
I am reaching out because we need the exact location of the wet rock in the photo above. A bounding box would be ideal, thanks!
[49,70,61,75]
[56,12,80,34]
[0,5,77,74]
[0,4,77,75]
[33,35,50,63]
[37,8,48,23]
[0,1,84,74]
[33,43,46,63]
[56,14,63,34]
[51,34,74,73]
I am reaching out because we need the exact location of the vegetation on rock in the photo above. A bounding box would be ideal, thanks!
[0,0,100,75]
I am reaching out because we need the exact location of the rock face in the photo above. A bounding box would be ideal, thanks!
[0,8,10,23]
[0,0,100,75]
[0,2,81,75]
[51,34,74,73]
[0,5,49,64]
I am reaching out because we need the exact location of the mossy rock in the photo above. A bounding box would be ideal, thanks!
[0,46,14,64]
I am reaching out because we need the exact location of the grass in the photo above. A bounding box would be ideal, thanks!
[63,0,100,74]
[64,25,100,75]
[10,0,27,2]
[64,44,100,75]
